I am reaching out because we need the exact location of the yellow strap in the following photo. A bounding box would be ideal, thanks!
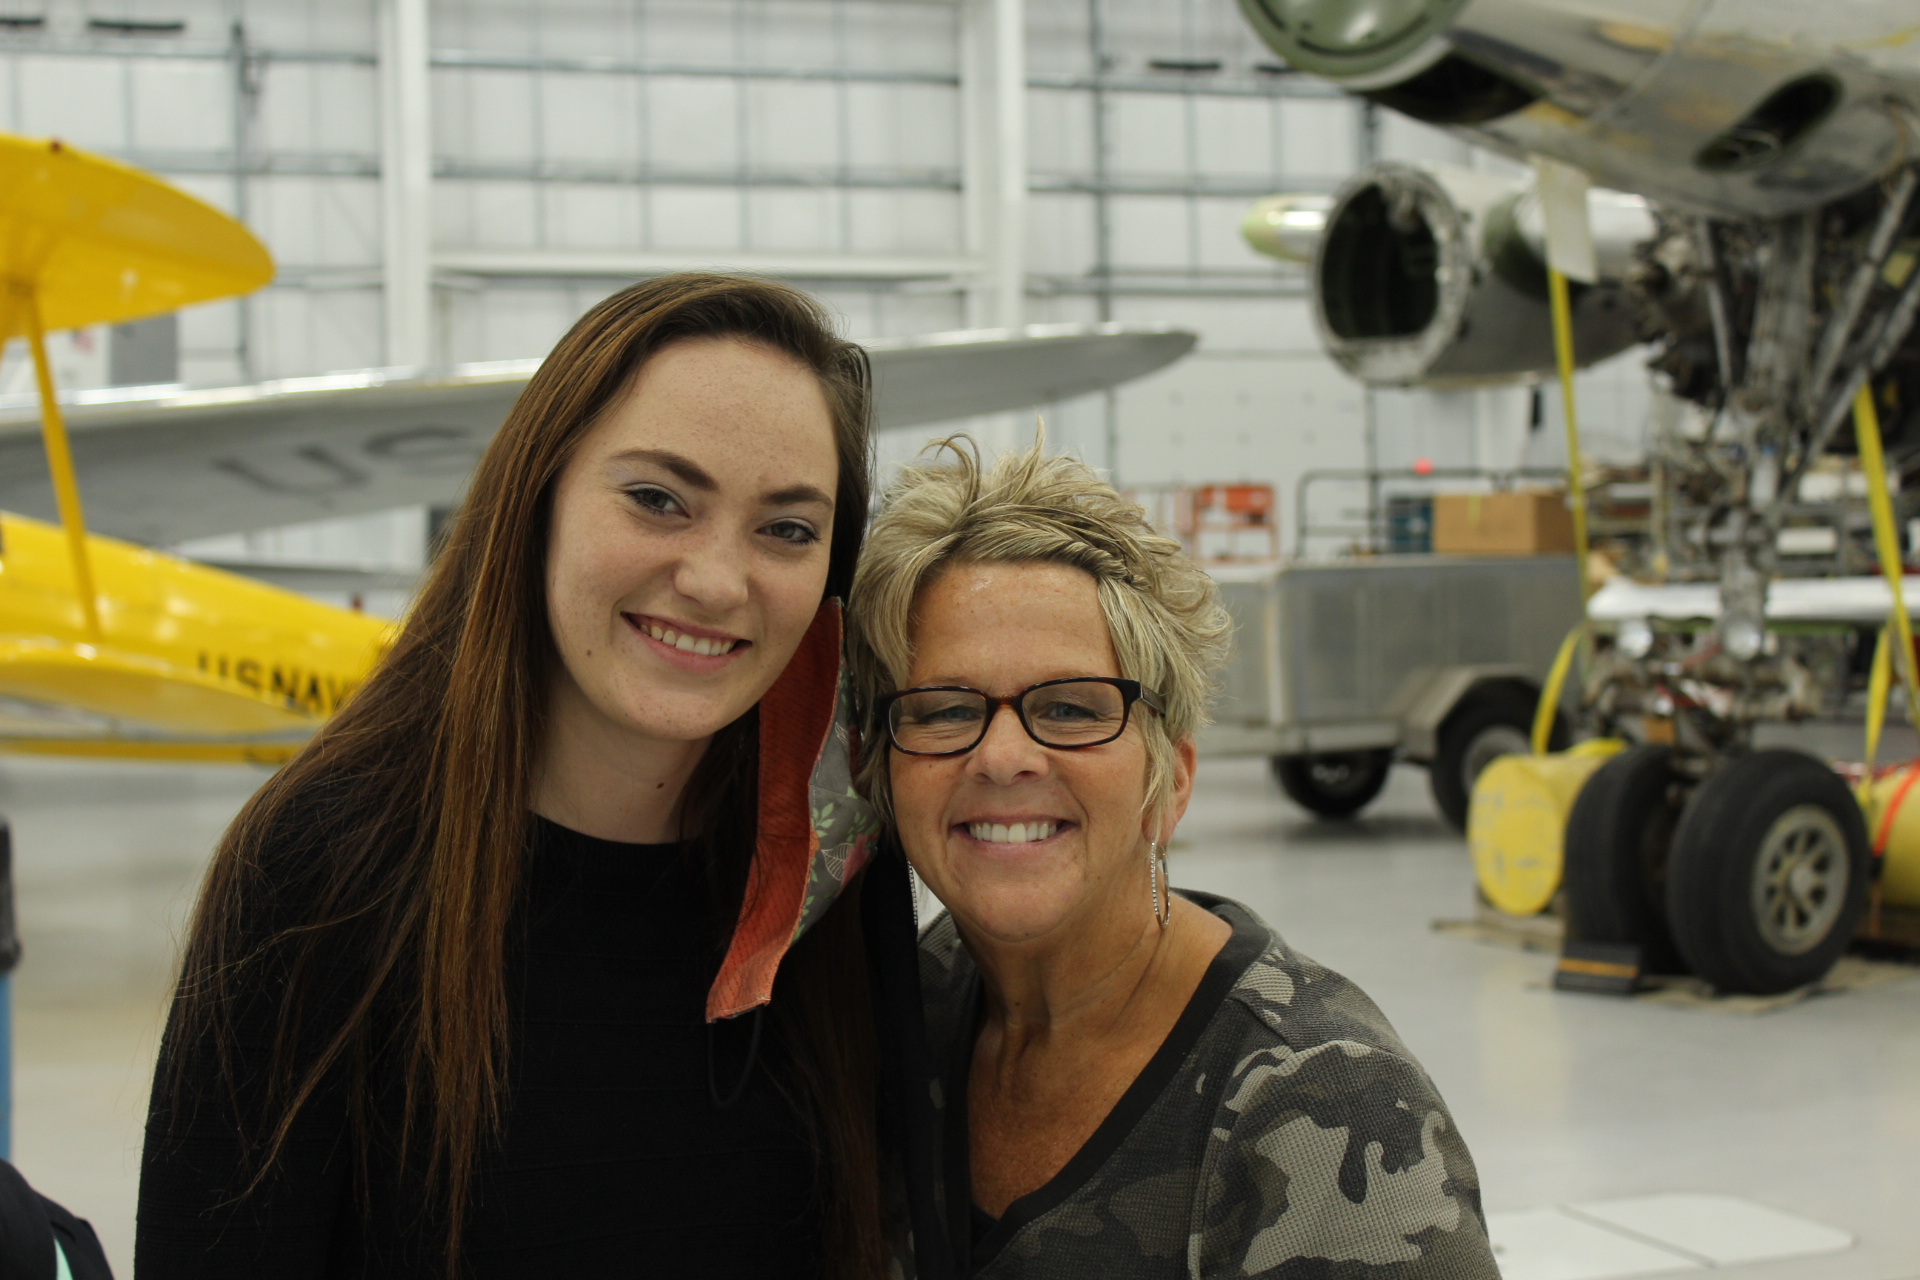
[1536,267,1593,757]
[1533,624,1583,755]
[1861,624,1891,808]
[1853,383,1920,730]
[22,290,102,640]
[1548,268,1593,602]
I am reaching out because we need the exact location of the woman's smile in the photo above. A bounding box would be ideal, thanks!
[955,817,1075,850]
[624,611,751,669]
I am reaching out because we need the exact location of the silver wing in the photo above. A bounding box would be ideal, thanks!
[0,322,1194,546]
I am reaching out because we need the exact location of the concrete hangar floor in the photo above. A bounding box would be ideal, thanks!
[8,737,1918,1279]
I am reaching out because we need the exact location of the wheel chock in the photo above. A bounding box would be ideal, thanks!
[1553,938,1644,994]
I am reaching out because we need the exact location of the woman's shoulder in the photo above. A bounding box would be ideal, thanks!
[1191,892,1420,1064]
[1184,893,1497,1279]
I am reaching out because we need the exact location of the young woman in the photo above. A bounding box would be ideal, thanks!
[847,442,1497,1279]
[138,275,887,1278]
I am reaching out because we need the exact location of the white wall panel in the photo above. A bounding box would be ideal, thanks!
[533,0,650,61]
[19,56,125,148]
[740,1,842,70]
[252,286,384,379]
[1115,355,1368,545]
[646,75,740,171]
[1027,87,1091,176]
[1110,92,1188,177]
[843,82,959,172]
[1277,97,1358,186]
[1024,0,1091,80]
[648,185,744,249]
[746,79,842,170]
[1194,194,1271,270]
[445,286,590,365]
[1027,191,1095,277]
[1112,294,1315,353]
[250,176,383,268]
[629,0,737,64]
[842,5,955,73]
[845,187,961,256]
[128,60,229,154]
[258,62,380,156]
[746,187,843,252]
[856,289,966,342]
[543,183,645,248]
[434,68,539,164]
[1095,0,1274,71]
[1191,95,1275,180]
[239,0,377,53]
[1109,194,1191,269]
[436,179,541,248]
[179,298,241,353]
[542,73,644,166]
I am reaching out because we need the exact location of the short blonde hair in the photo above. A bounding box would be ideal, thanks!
[846,437,1232,827]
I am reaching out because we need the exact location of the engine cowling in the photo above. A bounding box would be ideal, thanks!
[1235,0,1920,219]
[1305,161,1652,386]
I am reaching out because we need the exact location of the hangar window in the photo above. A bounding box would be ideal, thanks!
[1362,52,1539,126]
[1319,185,1440,341]
[1695,74,1841,173]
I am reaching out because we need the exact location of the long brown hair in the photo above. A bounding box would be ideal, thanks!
[164,273,881,1273]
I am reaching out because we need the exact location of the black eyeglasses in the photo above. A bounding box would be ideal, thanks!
[878,677,1164,757]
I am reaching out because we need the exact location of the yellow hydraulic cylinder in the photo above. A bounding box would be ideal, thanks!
[1863,766,1920,908]
[1468,738,1625,916]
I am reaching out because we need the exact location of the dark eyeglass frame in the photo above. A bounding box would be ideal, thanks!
[877,676,1165,757]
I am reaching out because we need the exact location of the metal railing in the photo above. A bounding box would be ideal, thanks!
[1295,466,1567,558]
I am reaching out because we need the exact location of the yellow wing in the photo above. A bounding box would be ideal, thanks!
[0,512,391,762]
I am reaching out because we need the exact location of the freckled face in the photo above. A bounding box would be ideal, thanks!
[543,336,839,745]
[888,562,1184,945]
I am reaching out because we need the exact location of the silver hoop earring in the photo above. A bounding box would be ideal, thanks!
[1148,839,1172,928]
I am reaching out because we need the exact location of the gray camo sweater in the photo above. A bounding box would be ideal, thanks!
[911,892,1499,1279]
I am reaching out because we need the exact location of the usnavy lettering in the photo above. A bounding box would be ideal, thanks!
[198,651,357,716]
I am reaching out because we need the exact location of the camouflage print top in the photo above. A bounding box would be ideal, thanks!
[913,892,1498,1280]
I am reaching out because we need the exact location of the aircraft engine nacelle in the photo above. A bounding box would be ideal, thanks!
[1236,0,1920,219]
[1308,161,1653,386]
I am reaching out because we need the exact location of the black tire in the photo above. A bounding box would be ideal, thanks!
[1562,744,1688,974]
[1665,750,1870,995]
[1272,750,1393,818]
[1429,683,1568,833]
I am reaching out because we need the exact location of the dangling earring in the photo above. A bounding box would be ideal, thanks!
[1147,839,1172,928]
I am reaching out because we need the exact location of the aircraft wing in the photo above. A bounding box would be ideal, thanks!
[0,322,1194,546]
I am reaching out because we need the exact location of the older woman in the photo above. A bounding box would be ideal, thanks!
[848,441,1497,1280]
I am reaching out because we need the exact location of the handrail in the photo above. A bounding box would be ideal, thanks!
[1293,466,1566,557]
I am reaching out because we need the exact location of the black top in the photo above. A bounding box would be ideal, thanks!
[138,818,823,1278]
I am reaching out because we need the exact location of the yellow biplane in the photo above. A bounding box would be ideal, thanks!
[0,134,1196,765]
[0,135,385,764]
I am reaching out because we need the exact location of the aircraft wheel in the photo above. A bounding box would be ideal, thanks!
[1271,750,1392,818]
[1561,744,1688,973]
[1666,750,1869,995]
[1431,684,1567,833]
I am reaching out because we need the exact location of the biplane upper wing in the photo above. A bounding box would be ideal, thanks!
[0,322,1194,546]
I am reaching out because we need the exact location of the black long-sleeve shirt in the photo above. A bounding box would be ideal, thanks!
[138,818,823,1278]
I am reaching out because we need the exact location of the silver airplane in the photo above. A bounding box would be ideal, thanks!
[1237,0,1920,992]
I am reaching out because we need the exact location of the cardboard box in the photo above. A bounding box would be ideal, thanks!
[1432,490,1575,555]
